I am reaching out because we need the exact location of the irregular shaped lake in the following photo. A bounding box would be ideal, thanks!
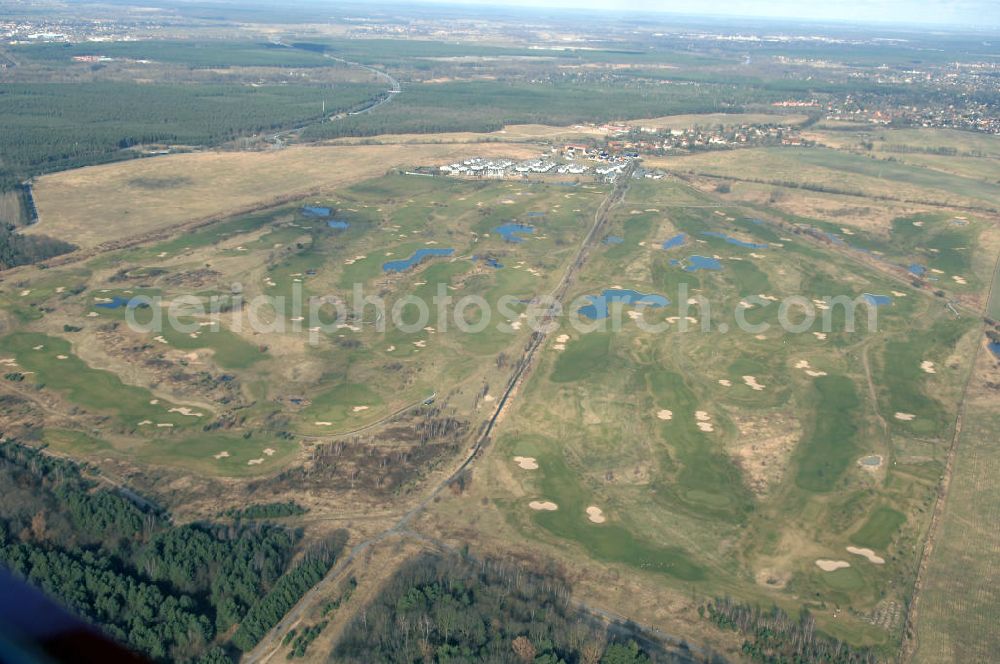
[578,289,670,320]
[383,248,455,273]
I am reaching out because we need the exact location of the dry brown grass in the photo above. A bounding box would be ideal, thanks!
[28,142,540,248]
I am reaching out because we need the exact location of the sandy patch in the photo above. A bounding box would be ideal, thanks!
[56,355,68,360]
[247,458,264,466]
[656,409,673,421]
[213,451,230,460]
[483,394,495,402]
[697,422,715,432]
[168,407,203,417]
[314,421,333,426]
[553,344,566,351]
[813,332,827,340]
[156,423,173,428]
[952,275,967,285]
[894,412,916,421]
[528,501,558,511]
[586,506,606,523]
[695,411,711,421]
[846,546,885,564]
[413,340,427,348]
[816,559,851,572]
[921,361,936,374]
[513,456,539,470]
[718,379,733,387]
[352,405,369,413]
[555,334,570,343]
[742,375,766,391]
[263,448,276,456]
[891,290,907,297]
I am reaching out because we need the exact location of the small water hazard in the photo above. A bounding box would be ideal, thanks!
[701,231,768,249]
[95,296,141,310]
[578,288,670,320]
[494,223,535,243]
[662,233,685,250]
[683,256,723,272]
[862,293,893,307]
[327,220,350,229]
[382,248,455,273]
[301,206,332,218]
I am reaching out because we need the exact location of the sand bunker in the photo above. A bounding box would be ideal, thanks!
[528,501,558,511]
[813,332,827,340]
[719,379,732,387]
[168,407,203,417]
[656,409,673,420]
[846,546,885,564]
[483,394,495,402]
[556,334,570,343]
[742,375,765,391]
[247,458,264,466]
[156,423,174,428]
[352,405,370,413]
[894,412,916,421]
[695,411,711,421]
[314,421,333,426]
[586,506,606,523]
[56,354,68,360]
[952,275,967,285]
[513,456,539,470]
[921,361,936,374]
[815,560,851,572]
[213,451,230,460]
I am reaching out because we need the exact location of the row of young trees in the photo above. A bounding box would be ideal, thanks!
[0,441,345,662]
[0,222,75,269]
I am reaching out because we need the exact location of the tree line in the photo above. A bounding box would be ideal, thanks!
[0,441,345,662]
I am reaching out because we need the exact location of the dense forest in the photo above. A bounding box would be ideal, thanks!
[701,598,879,664]
[0,441,346,662]
[0,222,76,269]
[0,81,382,189]
[335,552,697,663]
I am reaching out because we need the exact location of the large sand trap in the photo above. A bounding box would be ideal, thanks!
[656,409,673,420]
[894,412,916,421]
[513,456,539,470]
[742,375,766,391]
[718,379,733,387]
[586,506,606,523]
[846,546,885,564]
[921,361,936,374]
[815,559,851,572]
[528,501,558,511]
[168,407,204,417]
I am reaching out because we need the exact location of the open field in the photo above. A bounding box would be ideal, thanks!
[28,142,541,248]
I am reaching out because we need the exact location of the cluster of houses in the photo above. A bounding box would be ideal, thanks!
[439,157,591,179]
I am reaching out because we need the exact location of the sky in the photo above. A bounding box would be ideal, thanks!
[424,0,1000,28]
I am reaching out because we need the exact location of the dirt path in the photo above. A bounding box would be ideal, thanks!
[241,165,634,663]
[899,247,1000,663]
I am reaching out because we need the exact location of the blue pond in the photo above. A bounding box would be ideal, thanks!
[863,293,893,307]
[908,263,927,276]
[684,256,723,272]
[578,289,670,320]
[302,206,332,218]
[662,233,685,250]
[702,231,768,249]
[383,248,454,273]
[989,341,1000,359]
[95,296,140,310]
[327,220,350,230]
[473,255,503,269]
[494,223,534,243]
[604,235,624,245]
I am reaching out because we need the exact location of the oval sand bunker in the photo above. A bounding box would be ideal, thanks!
[513,456,539,470]
[529,501,558,511]
[815,559,851,572]
[846,546,885,564]
[586,506,606,523]
[656,409,673,420]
